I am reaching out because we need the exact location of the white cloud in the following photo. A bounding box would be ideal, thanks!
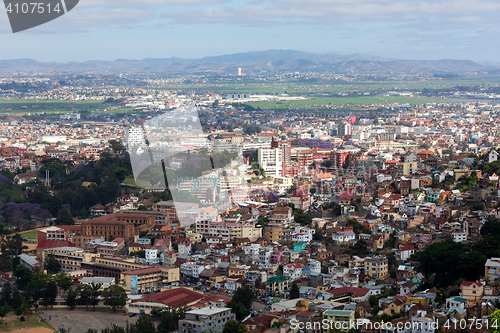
[159,0,500,27]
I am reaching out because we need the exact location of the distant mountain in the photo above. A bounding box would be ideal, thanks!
[0,50,495,75]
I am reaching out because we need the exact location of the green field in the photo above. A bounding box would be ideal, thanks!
[1,314,53,332]
[123,175,151,188]
[151,77,500,95]
[0,99,136,115]
[246,95,444,110]
[20,230,37,242]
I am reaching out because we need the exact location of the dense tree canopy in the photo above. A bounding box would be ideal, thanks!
[416,241,487,287]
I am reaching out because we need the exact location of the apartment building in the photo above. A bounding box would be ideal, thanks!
[179,306,235,333]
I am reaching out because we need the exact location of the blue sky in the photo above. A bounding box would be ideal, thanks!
[0,0,499,62]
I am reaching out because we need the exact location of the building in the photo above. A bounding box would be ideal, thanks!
[264,223,282,242]
[42,247,98,272]
[460,281,484,305]
[126,287,232,315]
[126,127,145,148]
[322,310,355,331]
[120,267,162,292]
[179,306,235,333]
[364,256,388,279]
[266,275,288,296]
[332,231,355,244]
[485,257,500,280]
[81,212,155,242]
[258,148,283,178]
[80,277,115,291]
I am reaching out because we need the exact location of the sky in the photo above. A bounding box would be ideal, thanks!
[0,0,499,62]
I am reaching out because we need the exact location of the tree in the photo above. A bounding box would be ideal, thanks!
[43,254,61,274]
[368,295,378,308]
[65,289,78,309]
[0,282,12,306]
[11,289,23,310]
[55,272,73,292]
[481,219,500,237]
[57,208,74,225]
[130,314,155,333]
[101,285,127,312]
[223,320,248,333]
[89,283,102,311]
[155,305,190,333]
[289,283,300,299]
[458,250,487,281]
[77,284,92,310]
[29,271,48,304]
[416,241,464,287]
[230,285,253,310]
[4,233,28,256]
[43,280,58,308]
[14,265,33,290]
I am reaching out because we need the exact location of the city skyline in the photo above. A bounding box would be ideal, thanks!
[0,0,499,62]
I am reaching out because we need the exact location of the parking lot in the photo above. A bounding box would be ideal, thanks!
[40,309,138,333]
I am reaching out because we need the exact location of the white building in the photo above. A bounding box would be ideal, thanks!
[258,148,283,178]
[283,263,303,282]
[452,232,467,243]
[291,233,312,242]
[179,305,235,333]
[126,127,145,148]
[332,231,356,243]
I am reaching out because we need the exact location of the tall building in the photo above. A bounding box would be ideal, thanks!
[258,148,283,178]
[337,122,352,137]
[179,305,235,333]
[126,127,145,148]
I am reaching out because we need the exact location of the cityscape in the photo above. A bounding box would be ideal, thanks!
[1,1,500,332]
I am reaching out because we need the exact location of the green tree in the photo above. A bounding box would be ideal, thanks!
[458,250,487,281]
[77,284,92,310]
[368,295,378,308]
[416,241,464,287]
[55,272,74,292]
[481,219,500,237]
[57,209,74,225]
[289,283,300,299]
[65,289,78,310]
[14,265,33,290]
[0,282,12,306]
[156,305,190,333]
[43,254,61,274]
[29,271,48,303]
[89,283,102,311]
[101,285,127,312]
[223,320,248,333]
[11,289,23,310]
[43,280,58,308]
[4,234,28,256]
[130,314,155,333]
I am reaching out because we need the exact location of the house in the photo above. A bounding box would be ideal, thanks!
[332,231,355,244]
[485,257,500,280]
[395,246,415,262]
[445,296,468,311]
[460,281,484,305]
[489,150,499,163]
[382,299,404,316]
[283,263,303,282]
[265,275,288,296]
[452,232,467,243]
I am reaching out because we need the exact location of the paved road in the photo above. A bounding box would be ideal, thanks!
[40,309,138,333]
